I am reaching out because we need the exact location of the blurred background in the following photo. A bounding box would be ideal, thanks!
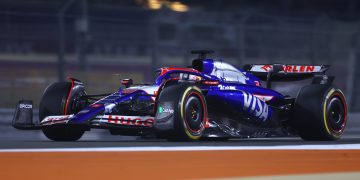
[1,0,360,139]
[1,0,360,109]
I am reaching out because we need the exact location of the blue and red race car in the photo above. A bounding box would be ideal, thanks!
[13,50,347,141]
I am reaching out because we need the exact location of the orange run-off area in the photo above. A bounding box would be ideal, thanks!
[0,150,359,179]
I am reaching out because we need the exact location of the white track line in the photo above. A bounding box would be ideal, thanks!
[212,172,360,180]
[0,144,360,153]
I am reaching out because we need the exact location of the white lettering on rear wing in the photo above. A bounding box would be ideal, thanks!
[249,65,327,73]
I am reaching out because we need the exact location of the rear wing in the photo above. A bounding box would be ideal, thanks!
[243,64,330,74]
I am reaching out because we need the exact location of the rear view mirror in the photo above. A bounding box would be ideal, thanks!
[121,79,133,88]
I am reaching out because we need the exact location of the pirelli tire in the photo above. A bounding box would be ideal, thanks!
[292,85,347,141]
[155,83,207,141]
[39,82,86,141]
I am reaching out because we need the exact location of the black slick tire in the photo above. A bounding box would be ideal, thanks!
[292,85,347,141]
[39,82,85,141]
[156,83,207,141]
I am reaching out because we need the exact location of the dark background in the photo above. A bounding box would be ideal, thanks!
[1,0,360,111]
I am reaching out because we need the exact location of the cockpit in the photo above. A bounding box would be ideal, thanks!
[192,59,247,84]
[154,50,251,85]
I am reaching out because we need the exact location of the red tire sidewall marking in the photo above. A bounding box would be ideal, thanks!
[327,91,347,134]
[183,91,206,134]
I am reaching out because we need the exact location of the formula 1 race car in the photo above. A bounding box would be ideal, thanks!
[13,50,347,141]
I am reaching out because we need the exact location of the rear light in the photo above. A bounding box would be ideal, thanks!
[201,80,219,86]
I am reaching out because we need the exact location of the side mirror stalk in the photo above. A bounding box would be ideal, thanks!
[266,64,283,89]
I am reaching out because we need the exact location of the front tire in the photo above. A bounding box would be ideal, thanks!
[155,84,207,141]
[291,85,347,141]
[178,86,207,140]
[39,82,85,141]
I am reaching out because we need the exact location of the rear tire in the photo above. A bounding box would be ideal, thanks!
[291,85,347,141]
[39,82,85,141]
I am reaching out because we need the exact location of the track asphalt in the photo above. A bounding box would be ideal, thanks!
[0,137,359,149]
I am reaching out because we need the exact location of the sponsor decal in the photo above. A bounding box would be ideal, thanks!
[156,102,174,121]
[219,85,236,90]
[252,65,322,73]
[261,65,272,72]
[261,65,316,73]
[98,115,155,127]
[158,105,174,114]
[243,92,269,121]
[45,117,68,121]
[283,65,315,73]
[158,106,163,113]
[41,115,71,124]
[253,94,274,102]
[19,104,32,109]
[180,73,202,81]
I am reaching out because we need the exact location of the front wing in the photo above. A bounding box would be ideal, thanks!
[12,101,155,130]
